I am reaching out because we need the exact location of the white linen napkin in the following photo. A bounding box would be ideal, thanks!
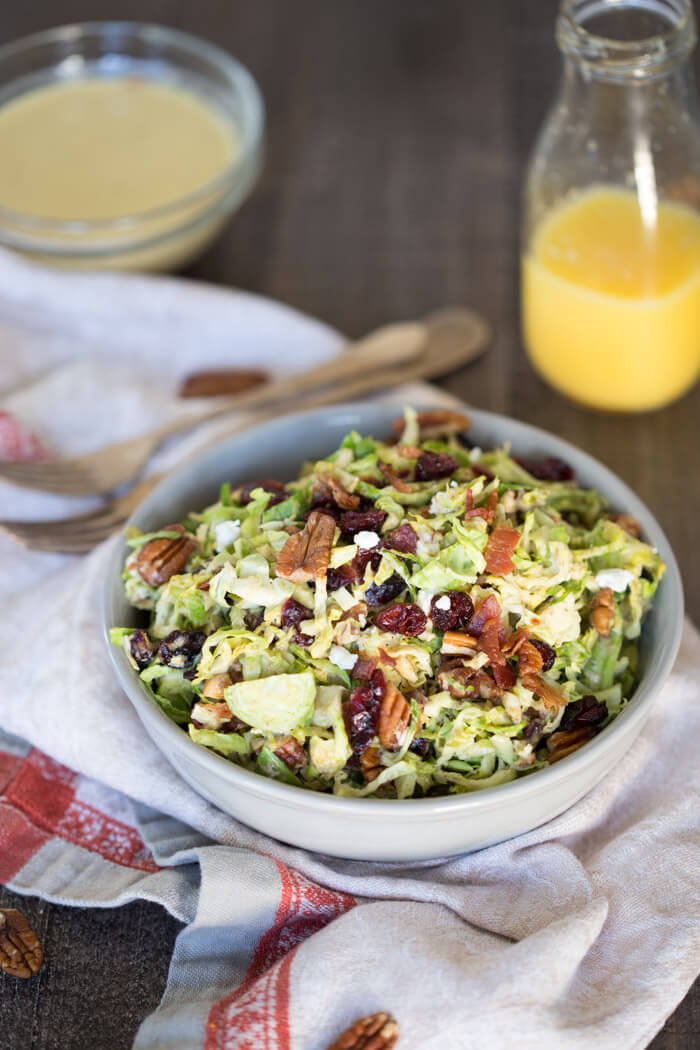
[0,247,698,1050]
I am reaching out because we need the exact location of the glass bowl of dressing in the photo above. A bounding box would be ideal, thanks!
[0,22,264,271]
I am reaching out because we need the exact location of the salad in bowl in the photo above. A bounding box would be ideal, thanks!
[111,407,665,800]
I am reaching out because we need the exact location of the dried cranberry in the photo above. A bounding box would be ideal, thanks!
[129,630,154,669]
[343,676,382,754]
[219,715,248,734]
[244,609,264,631]
[303,504,340,523]
[523,709,544,741]
[560,695,608,731]
[415,451,458,481]
[531,639,556,672]
[429,591,474,633]
[386,523,418,554]
[158,630,206,670]
[514,456,574,482]
[339,509,386,539]
[237,479,286,506]
[364,572,406,608]
[280,598,310,630]
[326,565,355,591]
[376,603,427,636]
[353,546,383,579]
[293,632,313,647]
[408,737,434,758]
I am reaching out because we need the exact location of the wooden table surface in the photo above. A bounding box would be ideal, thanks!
[1,1,698,1047]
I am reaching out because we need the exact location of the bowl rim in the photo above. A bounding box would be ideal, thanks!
[0,20,265,237]
[103,399,684,818]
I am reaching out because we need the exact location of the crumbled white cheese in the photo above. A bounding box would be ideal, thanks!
[468,447,483,463]
[449,480,458,488]
[435,595,452,611]
[417,589,435,614]
[595,569,635,592]
[430,490,456,515]
[215,519,241,551]
[354,530,381,550]
[329,645,357,671]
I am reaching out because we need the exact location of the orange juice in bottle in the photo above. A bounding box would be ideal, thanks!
[523,187,700,411]
[522,0,700,412]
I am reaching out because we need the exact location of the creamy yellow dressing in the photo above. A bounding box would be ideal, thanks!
[0,77,238,221]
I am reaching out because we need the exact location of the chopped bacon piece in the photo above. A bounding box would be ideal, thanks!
[478,617,516,691]
[518,640,544,679]
[484,526,520,575]
[378,460,411,493]
[378,647,398,668]
[523,673,567,712]
[502,628,529,657]
[465,489,498,524]
[466,593,501,637]
[351,654,378,681]
[274,736,307,772]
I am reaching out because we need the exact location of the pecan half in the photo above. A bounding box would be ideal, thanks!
[359,746,383,781]
[136,524,198,587]
[590,587,615,637]
[377,460,411,493]
[274,736,306,772]
[202,673,232,700]
[0,909,43,978]
[392,409,471,440]
[275,509,336,582]
[326,476,361,510]
[609,513,641,538]
[327,1012,399,1050]
[378,682,411,750]
[441,630,478,653]
[547,726,596,763]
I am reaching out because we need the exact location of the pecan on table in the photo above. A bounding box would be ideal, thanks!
[135,524,198,587]
[178,368,267,398]
[378,682,411,750]
[326,1012,399,1050]
[590,587,615,637]
[0,909,43,979]
[275,509,336,582]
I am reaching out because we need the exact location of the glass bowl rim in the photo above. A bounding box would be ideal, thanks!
[0,20,265,234]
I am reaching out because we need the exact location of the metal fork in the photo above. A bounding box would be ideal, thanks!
[0,307,491,552]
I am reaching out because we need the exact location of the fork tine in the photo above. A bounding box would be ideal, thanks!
[0,504,124,536]
[3,522,120,551]
[0,459,98,495]
[0,509,127,547]
[0,458,89,479]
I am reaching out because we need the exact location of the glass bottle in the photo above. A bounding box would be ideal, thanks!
[521,0,700,412]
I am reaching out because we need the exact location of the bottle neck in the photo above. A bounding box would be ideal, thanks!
[557,0,696,82]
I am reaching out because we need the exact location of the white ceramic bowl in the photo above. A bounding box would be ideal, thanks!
[103,401,683,861]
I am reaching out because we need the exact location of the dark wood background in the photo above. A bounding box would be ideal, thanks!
[1,1,698,1047]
